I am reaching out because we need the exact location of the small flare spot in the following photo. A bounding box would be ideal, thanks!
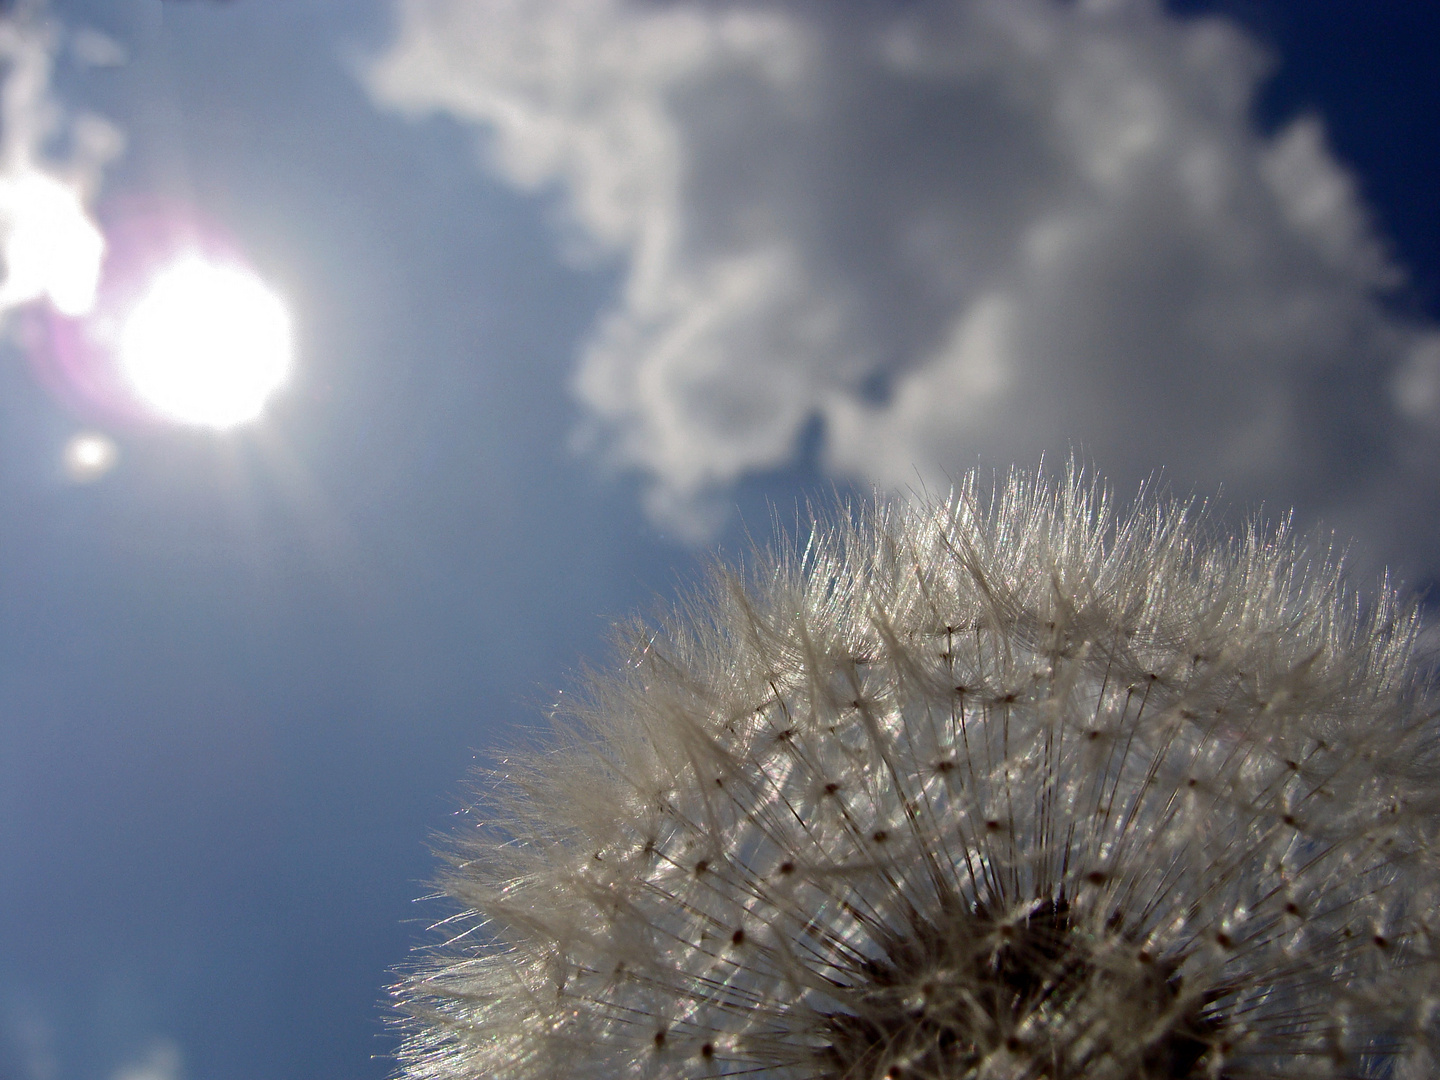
[63,431,117,482]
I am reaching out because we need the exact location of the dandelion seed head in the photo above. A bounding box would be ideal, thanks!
[396,468,1440,1079]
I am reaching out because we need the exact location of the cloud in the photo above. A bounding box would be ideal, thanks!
[111,1040,182,1080]
[0,4,120,319]
[367,0,1440,566]
[2,990,179,1080]
[1,998,57,1080]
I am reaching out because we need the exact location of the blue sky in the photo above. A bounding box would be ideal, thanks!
[0,2,1436,1079]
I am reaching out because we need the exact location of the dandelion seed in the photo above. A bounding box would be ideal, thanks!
[395,468,1440,1079]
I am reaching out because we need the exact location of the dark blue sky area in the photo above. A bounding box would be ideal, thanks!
[1175,0,1440,313]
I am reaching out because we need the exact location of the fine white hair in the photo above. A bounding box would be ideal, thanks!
[397,467,1440,1079]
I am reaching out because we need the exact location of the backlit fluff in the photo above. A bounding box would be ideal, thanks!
[396,470,1440,1079]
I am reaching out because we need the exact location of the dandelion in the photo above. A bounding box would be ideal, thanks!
[395,468,1440,1079]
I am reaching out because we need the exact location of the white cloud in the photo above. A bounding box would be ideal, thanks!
[2,992,179,1080]
[2,998,57,1080]
[71,27,127,69]
[0,4,120,319]
[111,1039,182,1080]
[367,0,1440,565]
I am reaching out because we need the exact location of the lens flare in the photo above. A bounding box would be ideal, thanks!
[118,256,292,428]
[63,431,117,481]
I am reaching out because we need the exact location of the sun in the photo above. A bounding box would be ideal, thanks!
[119,255,293,428]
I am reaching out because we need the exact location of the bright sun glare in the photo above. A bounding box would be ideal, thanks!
[119,256,293,428]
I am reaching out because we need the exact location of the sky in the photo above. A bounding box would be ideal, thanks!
[0,1,1435,1079]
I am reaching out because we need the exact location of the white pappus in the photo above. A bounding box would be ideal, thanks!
[395,469,1440,1079]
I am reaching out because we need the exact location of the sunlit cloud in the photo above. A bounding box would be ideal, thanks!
[1,997,57,1080]
[0,170,104,315]
[368,0,1440,566]
[110,1039,182,1080]
[70,26,127,69]
[0,6,119,322]
[62,430,117,481]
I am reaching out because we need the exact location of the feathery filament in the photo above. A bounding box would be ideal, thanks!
[396,470,1440,1079]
